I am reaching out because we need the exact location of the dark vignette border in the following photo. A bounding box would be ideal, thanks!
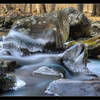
[0,0,100,4]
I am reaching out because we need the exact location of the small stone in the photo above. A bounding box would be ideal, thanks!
[32,66,64,78]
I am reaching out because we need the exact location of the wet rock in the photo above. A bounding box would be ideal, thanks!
[0,7,91,53]
[45,79,99,96]
[0,59,16,72]
[91,21,100,36]
[64,35,100,59]
[63,43,89,74]
[32,66,64,78]
[82,35,100,58]
[0,40,28,57]
[0,15,31,35]
[10,14,69,51]
[0,72,16,91]
[4,7,71,52]
[49,7,91,40]
[66,7,91,40]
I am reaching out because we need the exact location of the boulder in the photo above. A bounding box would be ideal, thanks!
[91,21,100,36]
[64,35,100,59]
[0,7,91,53]
[0,72,16,91]
[0,14,31,35]
[47,7,91,40]
[32,66,64,78]
[3,12,69,53]
[0,59,16,72]
[45,79,99,96]
[66,7,91,40]
[63,43,89,74]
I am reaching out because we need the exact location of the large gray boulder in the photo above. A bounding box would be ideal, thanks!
[2,7,70,53]
[0,7,91,54]
[66,7,91,40]
[45,79,99,96]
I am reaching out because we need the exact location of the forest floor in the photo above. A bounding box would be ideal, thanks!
[85,13,100,22]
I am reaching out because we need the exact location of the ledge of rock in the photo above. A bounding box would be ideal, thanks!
[45,79,100,96]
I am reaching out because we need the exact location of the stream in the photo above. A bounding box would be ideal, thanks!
[87,59,100,77]
[0,59,100,96]
[0,64,62,96]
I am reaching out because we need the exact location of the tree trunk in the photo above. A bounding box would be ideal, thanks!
[96,4,100,16]
[5,4,10,10]
[24,4,27,12]
[36,4,46,14]
[41,4,46,13]
[50,4,56,12]
[78,4,83,12]
[92,4,100,16]
[92,4,96,16]
[30,4,32,14]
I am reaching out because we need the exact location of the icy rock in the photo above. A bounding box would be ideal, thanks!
[32,66,64,78]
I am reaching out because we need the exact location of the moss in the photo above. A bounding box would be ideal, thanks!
[64,41,77,48]
[63,32,69,42]
[65,35,100,59]
[0,73,16,91]
[81,35,100,49]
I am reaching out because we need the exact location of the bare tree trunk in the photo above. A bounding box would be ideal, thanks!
[24,4,27,12]
[41,4,46,13]
[92,4,96,16]
[50,4,56,12]
[36,4,40,14]
[30,4,32,14]
[36,4,46,14]
[5,4,10,10]
[78,4,83,12]
[92,4,100,16]
[5,4,13,10]
[96,4,100,16]
[0,5,1,14]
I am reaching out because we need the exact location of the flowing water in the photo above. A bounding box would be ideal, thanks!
[87,59,100,77]
[0,59,100,96]
[0,64,63,96]
[0,30,100,96]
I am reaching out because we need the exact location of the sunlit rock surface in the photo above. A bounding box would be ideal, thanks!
[0,15,31,35]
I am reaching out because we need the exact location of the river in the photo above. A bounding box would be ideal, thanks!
[0,59,100,96]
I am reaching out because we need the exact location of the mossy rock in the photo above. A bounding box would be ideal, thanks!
[0,73,16,91]
[91,21,100,36]
[0,60,16,73]
[64,35,100,58]
[9,12,69,51]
